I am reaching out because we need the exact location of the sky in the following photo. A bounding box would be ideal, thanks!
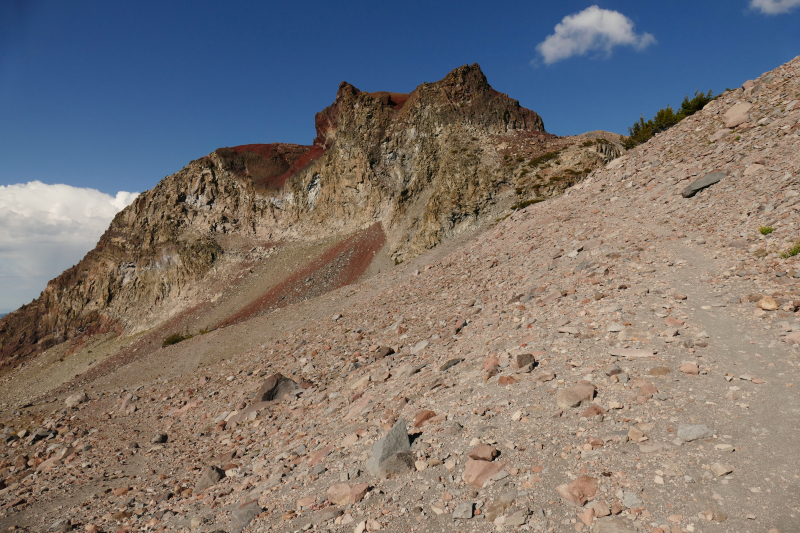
[1,0,799,312]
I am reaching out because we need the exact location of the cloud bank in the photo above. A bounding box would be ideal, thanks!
[750,0,800,13]
[0,181,138,313]
[536,6,655,65]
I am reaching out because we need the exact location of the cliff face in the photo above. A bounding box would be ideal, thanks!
[0,64,621,368]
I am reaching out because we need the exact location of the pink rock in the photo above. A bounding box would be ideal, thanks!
[555,475,598,506]
[467,444,499,461]
[462,458,509,489]
[482,357,499,372]
[350,482,369,504]
[413,410,437,428]
[327,483,351,505]
[679,363,699,375]
[784,331,800,345]
[724,101,752,128]
[664,318,685,327]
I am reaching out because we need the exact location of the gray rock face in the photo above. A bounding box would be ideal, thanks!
[193,465,225,494]
[681,171,727,198]
[677,424,713,442]
[453,502,474,519]
[366,418,410,475]
[231,501,262,533]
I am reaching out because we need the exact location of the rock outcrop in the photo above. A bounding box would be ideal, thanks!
[0,64,622,369]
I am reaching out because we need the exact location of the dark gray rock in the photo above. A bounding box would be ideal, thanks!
[366,418,410,475]
[231,501,262,533]
[376,450,415,479]
[682,171,728,198]
[194,465,225,494]
[256,373,298,402]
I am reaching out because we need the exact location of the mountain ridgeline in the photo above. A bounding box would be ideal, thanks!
[0,64,622,369]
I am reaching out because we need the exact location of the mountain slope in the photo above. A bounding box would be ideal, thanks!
[0,55,799,533]
[0,64,621,370]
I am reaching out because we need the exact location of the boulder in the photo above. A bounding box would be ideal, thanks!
[231,501,262,533]
[194,465,225,494]
[681,171,728,198]
[256,373,298,402]
[723,101,752,128]
[366,419,410,475]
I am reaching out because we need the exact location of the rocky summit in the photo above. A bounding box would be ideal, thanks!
[0,56,800,533]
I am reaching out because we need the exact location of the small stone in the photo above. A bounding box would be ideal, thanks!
[452,502,474,519]
[64,392,88,408]
[679,363,699,375]
[413,410,436,428]
[462,458,509,489]
[151,433,168,444]
[593,516,636,532]
[328,483,351,505]
[555,474,598,506]
[710,463,732,477]
[468,444,499,461]
[556,384,595,408]
[757,296,779,311]
[194,465,225,494]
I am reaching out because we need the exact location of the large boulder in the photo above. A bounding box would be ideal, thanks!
[194,465,225,494]
[681,171,728,198]
[365,419,410,475]
[256,373,298,402]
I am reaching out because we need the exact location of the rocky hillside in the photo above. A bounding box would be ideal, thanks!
[0,55,799,533]
[0,64,621,371]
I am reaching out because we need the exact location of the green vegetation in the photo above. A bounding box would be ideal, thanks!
[162,332,193,348]
[529,150,562,167]
[623,90,715,149]
[759,226,775,235]
[511,198,545,210]
[781,243,800,258]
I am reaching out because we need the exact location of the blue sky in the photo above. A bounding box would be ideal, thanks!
[0,0,799,311]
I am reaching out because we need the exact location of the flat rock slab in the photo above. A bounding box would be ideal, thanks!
[682,171,728,198]
[556,384,595,409]
[462,458,509,489]
[723,101,752,128]
[593,516,637,533]
[555,474,598,506]
[366,419,410,475]
[609,348,655,359]
[677,424,713,442]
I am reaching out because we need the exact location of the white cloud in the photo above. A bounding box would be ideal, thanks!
[750,0,800,13]
[536,6,656,65]
[0,181,138,312]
